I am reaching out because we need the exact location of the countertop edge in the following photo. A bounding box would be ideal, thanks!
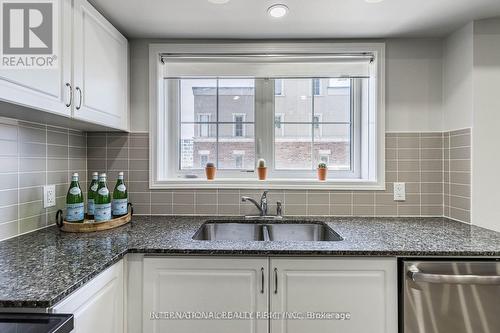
[3,248,499,309]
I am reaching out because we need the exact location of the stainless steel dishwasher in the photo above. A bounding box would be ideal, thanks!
[402,260,500,333]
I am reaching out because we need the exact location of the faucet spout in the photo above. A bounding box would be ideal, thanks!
[241,196,264,215]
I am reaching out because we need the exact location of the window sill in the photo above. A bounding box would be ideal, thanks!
[150,178,386,190]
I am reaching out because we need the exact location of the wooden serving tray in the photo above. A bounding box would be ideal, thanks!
[56,203,133,233]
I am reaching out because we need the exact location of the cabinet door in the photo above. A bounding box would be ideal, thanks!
[143,256,269,333]
[73,0,128,130]
[270,258,397,333]
[0,0,72,117]
[52,260,124,333]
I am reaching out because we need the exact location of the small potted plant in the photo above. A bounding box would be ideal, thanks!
[257,158,267,180]
[205,162,216,180]
[317,162,328,181]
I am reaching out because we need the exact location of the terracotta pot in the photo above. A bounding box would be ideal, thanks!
[317,168,327,181]
[257,167,267,180]
[205,166,216,180]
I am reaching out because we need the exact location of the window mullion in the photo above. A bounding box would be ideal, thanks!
[255,79,273,173]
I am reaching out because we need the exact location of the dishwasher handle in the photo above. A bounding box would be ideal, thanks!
[408,265,500,285]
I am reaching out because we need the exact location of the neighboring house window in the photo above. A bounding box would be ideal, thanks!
[198,114,210,137]
[275,79,284,96]
[319,150,330,165]
[235,154,244,169]
[313,78,321,96]
[233,114,246,137]
[199,152,209,168]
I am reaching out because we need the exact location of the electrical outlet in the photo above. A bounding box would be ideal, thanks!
[393,182,406,201]
[43,185,56,208]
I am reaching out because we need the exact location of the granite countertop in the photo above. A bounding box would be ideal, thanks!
[0,215,500,308]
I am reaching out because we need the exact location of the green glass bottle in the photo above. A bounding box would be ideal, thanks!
[66,173,84,223]
[87,172,99,219]
[112,172,128,217]
[94,173,111,222]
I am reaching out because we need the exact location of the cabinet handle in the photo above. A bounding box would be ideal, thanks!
[274,268,278,294]
[260,267,264,294]
[75,87,82,110]
[65,83,72,107]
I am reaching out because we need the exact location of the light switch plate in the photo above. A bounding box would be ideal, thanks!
[43,185,56,208]
[393,182,406,201]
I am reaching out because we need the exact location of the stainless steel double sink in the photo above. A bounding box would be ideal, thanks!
[192,220,343,242]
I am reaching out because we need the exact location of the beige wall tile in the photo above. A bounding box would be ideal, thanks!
[285,192,307,205]
[331,205,352,216]
[352,205,374,216]
[308,191,329,205]
[375,205,398,216]
[398,205,420,216]
[307,204,330,215]
[285,205,307,216]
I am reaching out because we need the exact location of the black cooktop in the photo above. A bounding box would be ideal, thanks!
[0,313,73,333]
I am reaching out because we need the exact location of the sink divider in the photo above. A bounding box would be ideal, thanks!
[262,225,271,242]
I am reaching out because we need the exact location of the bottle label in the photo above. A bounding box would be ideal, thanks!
[112,198,128,216]
[88,199,95,216]
[117,184,126,192]
[94,203,112,222]
[90,184,98,191]
[69,187,81,195]
[98,188,109,196]
[66,203,84,221]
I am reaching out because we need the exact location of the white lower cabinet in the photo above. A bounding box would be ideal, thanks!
[141,256,397,333]
[52,259,124,333]
[142,256,269,333]
[270,257,398,333]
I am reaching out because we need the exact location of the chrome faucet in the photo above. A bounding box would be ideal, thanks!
[241,190,268,216]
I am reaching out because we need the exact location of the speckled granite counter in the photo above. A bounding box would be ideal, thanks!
[0,216,499,308]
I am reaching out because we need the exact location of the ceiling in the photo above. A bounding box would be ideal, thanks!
[89,0,500,39]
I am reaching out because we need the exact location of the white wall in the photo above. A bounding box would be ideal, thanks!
[129,38,445,133]
[471,18,500,232]
[129,39,151,132]
[442,23,474,131]
[385,39,443,132]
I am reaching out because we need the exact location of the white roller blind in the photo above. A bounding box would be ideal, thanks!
[161,54,373,78]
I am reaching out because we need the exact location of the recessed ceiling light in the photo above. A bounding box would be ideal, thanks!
[233,96,240,100]
[208,0,230,4]
[268,4,289,18]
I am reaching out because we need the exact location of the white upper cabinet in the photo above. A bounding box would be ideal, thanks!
[73,0,128,130]
[270,258,398,333]
[0,0,72,117]
[0,0,128,131]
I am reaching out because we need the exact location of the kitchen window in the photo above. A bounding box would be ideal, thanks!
[150,43,385,189]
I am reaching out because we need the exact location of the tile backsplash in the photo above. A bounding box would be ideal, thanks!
[443,129,471,223]
[87,131,469,221]
[0,116,472,242]
[0,118,87,241]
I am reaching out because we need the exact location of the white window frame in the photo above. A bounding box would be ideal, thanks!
[232,113,246,137]
[149,42,385,190]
